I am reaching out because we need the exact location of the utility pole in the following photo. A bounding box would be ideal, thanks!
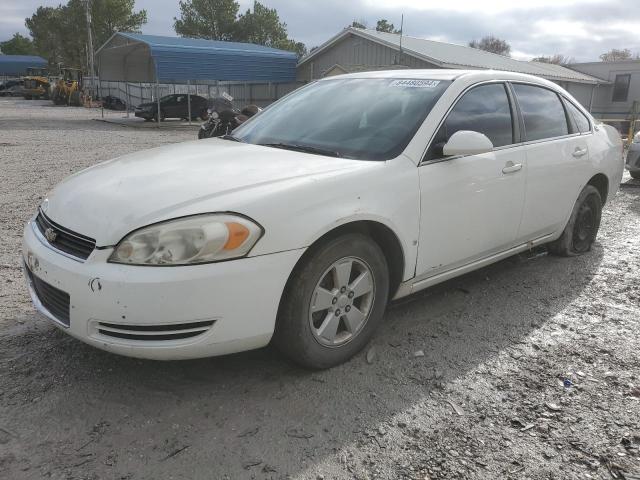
[398,14,404,66]
[86,0,96,96]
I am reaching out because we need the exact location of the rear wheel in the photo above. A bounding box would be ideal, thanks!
[274,234,389,369]
[548,185,602,256]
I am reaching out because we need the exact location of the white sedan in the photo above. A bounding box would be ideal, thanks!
[22,70,623,368]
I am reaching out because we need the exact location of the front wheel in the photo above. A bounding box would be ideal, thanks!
[548,185,602,256]
[274,234,389,369]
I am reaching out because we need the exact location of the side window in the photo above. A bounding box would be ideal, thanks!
[612,74,631,102]
[425,83,514,160]
[565,100,591,133]
[512,84,568,141]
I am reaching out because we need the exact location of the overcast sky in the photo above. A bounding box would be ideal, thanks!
[2,0,639,62]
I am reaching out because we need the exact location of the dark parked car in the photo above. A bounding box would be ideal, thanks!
[0,79,24,97]
[135,94,208,121]
[102,95,127,111]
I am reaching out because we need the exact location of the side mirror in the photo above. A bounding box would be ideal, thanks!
[442,130,494,157]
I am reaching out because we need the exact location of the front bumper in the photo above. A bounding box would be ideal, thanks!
[134,110,152,119]
[22,220,304,360]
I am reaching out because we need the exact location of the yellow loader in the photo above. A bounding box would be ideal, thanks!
[23,67,51,100]
[52,68,84,106]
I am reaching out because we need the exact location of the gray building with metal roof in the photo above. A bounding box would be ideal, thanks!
[569,60,640,123]
[298,28,603,111]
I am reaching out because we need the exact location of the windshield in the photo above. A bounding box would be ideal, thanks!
[233,78,451,160]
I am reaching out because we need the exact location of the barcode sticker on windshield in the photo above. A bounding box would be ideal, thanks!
[390,79,441,88]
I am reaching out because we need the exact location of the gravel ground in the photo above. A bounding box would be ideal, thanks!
[1,97,639,480]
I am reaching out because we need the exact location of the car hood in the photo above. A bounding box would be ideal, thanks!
[136,102,155,109]
[42,139,371,246]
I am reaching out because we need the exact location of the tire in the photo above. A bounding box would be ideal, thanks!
[69,91,81,106]
[198,128,207,139]
[630,171,640,179]
[274,234,389,369]
[24,95,32,100]
[547,185,602,256]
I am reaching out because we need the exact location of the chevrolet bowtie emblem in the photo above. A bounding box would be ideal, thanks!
[44,227,58,243]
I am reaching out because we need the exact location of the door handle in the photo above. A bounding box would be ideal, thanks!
[502,161,523,174]
[573,147,588,158]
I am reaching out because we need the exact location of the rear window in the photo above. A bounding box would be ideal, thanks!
[513,84,568,141]
[565,100,591,133]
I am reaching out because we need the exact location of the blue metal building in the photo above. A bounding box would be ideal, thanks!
[96,33,298,83]
[0,55,47,76]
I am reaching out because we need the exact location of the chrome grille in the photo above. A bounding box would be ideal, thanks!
[96,320,215,342]
[26,268,70,326]
[35,210,96,260]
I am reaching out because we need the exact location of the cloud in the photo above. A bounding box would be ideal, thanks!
[1,0,639,62]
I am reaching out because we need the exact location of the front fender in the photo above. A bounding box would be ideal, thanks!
[246,156,420,282]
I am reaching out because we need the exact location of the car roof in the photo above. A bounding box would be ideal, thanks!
[318,68,558,88]
[165,94,206,99]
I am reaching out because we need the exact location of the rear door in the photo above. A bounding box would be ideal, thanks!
[168,95,185,118]
[511,83,591,241]
[174,95,188,118]
[416,82,527,277]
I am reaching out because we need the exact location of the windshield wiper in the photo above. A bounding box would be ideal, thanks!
[259,142,341,158]
[221,134,242,142]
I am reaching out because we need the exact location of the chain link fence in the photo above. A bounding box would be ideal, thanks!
[94,80,305,110]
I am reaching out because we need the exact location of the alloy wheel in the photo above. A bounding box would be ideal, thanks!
[309,256,375,347]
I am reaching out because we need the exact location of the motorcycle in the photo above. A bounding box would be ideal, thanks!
[198,95,261,140]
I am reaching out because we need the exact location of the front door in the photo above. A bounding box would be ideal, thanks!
[416,82,526,277]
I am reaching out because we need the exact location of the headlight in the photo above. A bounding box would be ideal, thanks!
[108,214,263,266]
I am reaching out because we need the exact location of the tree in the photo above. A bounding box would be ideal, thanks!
[351,20,367,29]
[599,48,635,62]
[375,19,400,34]
[89,0,147,47]
[0,33,38,56]
[235,2,305,56]
[469,35,511,57]
[25,6,66,66]
[26,0,147,70]
[174,0,306,57]
[174,0,239,40]
[531,54,574,65]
